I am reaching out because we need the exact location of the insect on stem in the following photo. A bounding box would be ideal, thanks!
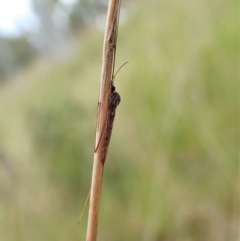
[95,62,128,160]
[94,2,127,165]
[100,88,121,165]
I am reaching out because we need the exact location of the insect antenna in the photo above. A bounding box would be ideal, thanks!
[112,61,128,82]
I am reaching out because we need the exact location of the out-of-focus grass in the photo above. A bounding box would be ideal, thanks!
[0,0,239,240]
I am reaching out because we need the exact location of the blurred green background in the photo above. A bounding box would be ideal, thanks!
[0,0,239,240]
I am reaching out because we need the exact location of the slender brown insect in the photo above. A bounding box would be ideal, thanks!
[99,85,120,164]
[95,62,128,165]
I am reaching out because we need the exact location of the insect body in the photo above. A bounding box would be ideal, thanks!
[95,62,127,165]
[100,82,120,165]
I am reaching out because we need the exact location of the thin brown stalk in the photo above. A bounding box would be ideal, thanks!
[86,1,121,241]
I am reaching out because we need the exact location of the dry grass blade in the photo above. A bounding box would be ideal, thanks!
[86,1,122,241]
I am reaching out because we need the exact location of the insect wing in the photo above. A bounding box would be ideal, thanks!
[100,91,121,165]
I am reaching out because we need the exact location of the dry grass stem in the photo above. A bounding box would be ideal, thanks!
[86,1,121,240]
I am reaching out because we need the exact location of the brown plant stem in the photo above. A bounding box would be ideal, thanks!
[86,1,121,241]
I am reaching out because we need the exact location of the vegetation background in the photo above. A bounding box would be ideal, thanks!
[0,0,239,240]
